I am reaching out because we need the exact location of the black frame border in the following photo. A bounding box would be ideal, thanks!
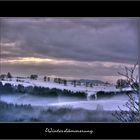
[0,0,140,139]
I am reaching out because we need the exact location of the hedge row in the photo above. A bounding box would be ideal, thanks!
[96,90,133,99]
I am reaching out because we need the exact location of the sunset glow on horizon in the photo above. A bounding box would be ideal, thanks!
[1,57,53,63]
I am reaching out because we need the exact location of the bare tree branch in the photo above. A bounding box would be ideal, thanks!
[113,62,139,122]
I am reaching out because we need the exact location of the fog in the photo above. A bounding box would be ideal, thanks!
[0,93,136,111]
[0,93,138,122]
[0,94,85,106]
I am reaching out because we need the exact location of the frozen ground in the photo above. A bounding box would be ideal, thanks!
[0,78,137,111]
[1,78,132,96]
[0,78,139,122]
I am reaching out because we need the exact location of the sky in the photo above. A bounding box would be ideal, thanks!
[0,17,139,83]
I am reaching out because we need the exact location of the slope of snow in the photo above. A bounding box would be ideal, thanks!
[1,78,133,97]
[1,78,136,111]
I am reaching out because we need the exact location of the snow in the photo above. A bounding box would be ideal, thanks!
[0,94,136,111]
[0,78,136,111]
[48,96,131,111]
[1,78,133,97]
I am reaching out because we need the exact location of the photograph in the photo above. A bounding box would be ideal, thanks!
[0,17,139,123]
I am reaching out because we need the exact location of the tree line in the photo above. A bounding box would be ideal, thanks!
[0,82,87,98]
[0,72,138,90]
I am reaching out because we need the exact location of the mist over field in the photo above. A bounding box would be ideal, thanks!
[0,87,138,122]
[0,94,122,122]
[0,93,135,110]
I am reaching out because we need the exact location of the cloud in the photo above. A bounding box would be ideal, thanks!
[1,58,138,82]
[1,17,138,63]
[0,17,139,82]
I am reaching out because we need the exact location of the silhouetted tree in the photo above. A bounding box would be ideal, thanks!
[117,61,139,92]
[7,72,12,80]
[64,79,67,86]
[30,74,38,80]
[3,83,13,93]
[116,79,129,91]
[44,76,47,81]
[57,78,59,83]
[73,80,76,87]
[77,81,81,86]
[113,62,139,122]
[17,84,25,93]
[0,74,7,80]
[47,77,50,82]
[90,83,93,87]
[0,82,3,92]
[86,82,89,87]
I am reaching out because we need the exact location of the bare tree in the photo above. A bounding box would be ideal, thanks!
[117,61,139,92]
[113,62,139,122]
[113,94,139,122]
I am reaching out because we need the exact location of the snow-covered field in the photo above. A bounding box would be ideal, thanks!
[0,78,137,111]
[1,78,132,95]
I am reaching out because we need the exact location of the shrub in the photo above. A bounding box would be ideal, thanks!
[96,91,116,99]
[17,84,25,93]
[25,86,33,94]
[30,74,38,80]
[3,83,13,93]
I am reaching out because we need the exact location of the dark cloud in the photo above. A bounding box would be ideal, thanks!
[0,17,139,82]
[1,17,139,63]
